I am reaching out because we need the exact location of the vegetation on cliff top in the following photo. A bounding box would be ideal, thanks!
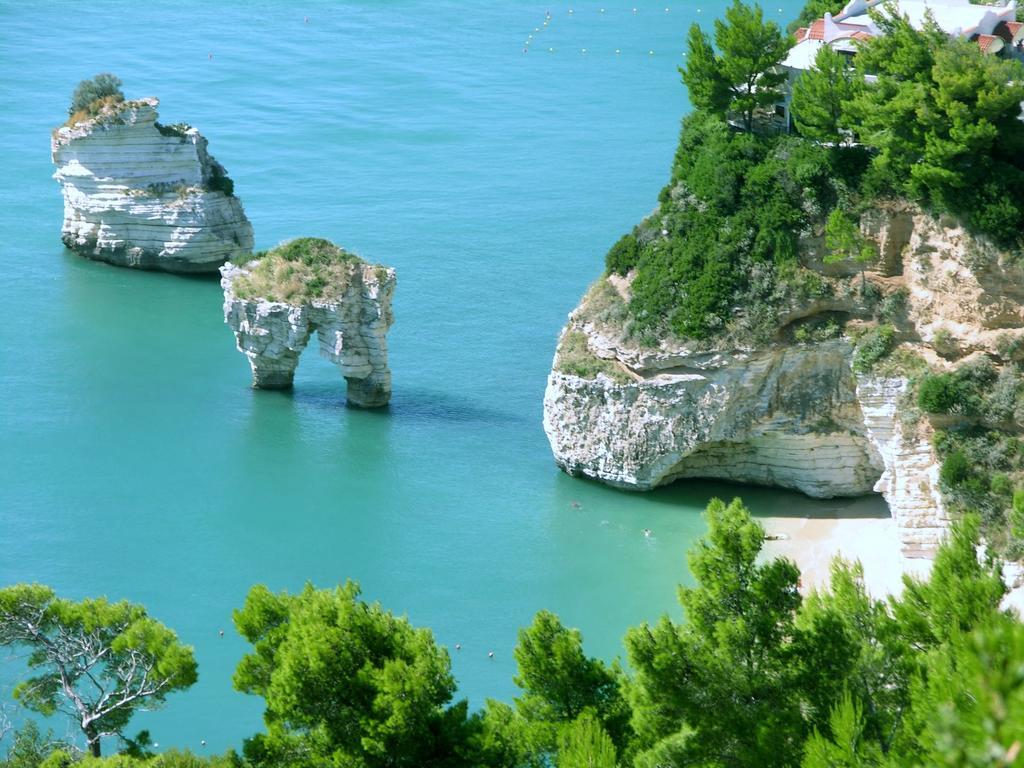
[2,499,1020,766]
[606,3,1024,344]
[230,238,372,304]
[66,74,124,126]
[555,329,632,384]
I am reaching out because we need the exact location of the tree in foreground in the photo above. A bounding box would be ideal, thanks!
[625,497,807,766]
[681,0,791,131]
[0,585,197,757]
[233,581,472,768]
[556,713,617,768]
[513,611,631,750]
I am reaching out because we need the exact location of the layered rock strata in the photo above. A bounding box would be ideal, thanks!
[221,261,396,408]
[544,205,1015,556]
[51,97,253,273]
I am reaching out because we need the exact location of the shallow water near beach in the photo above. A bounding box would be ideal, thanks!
[0,0,878,752]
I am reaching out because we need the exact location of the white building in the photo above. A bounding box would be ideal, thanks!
[773,0,1023,129]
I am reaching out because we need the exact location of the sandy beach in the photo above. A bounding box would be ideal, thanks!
[760,513,931,598]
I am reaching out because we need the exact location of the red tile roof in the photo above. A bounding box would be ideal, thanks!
[807,19,826,40]
[994,20,1024,44]
[976,33,1003,53]
[794,26,808,40]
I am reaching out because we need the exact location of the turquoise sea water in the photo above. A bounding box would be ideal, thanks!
[0,0,882,754]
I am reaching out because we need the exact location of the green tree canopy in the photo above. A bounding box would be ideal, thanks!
[556,713,617,768]
[905,614,1024,767]
[0,585,197,757]
[681,0,792,131]
[791,45,860,143]
[625,497,807,766]
[513,611,627,734]
[232,581,471,768]
[846,13,1024,241]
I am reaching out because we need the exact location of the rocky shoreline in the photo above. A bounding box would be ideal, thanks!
[544,205,1021,557]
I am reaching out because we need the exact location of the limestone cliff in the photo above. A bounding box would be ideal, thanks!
[51,97,253,273]
[544,205,1022,557]
[221,239,396,408]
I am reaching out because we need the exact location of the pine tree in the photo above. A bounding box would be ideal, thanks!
[791,45,859,143]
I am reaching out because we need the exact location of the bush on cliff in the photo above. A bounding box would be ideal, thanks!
[230,238,365,303]
[604,6,1024,350]
[605,233,639,276]
[67,74,124,121]
[616,111,843,342]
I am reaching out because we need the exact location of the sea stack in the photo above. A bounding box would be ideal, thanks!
[51,96,253,273]
[221,238,396,408]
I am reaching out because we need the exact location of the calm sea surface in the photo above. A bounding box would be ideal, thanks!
[0,0,881,753]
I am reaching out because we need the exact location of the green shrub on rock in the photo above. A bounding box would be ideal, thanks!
[852,324,895,373]
[940,449,971,487]
[918,373,959,413]
[605,233,639,276]
[68,73,123,118]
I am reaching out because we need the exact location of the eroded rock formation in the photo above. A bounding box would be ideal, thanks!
[51,97,253,273]
[544,205,1019,557]
[221,248,396,408]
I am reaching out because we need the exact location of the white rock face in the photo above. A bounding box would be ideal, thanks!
[221,262,396,407]
[543,206,1009,557]
[51,98,253,273]
[854,376,949,558]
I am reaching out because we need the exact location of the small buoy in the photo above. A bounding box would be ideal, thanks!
[208,52,213,59]
[649,49,654,54]
[201,741,206,747]
[615,48,621,54]
[665,6,670,11]
[535,27,540,31]
[154,744,159,749]
[601,7,606,11]
[568,8,573,13]
[218,629,224,636]
[488,651,494,658]
[304,16,309,23]
[549,47,555,52]
[455,643,462,650]
[582,47,587,53]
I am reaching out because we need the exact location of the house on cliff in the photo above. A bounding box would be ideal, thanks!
[768,0,1023,131]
